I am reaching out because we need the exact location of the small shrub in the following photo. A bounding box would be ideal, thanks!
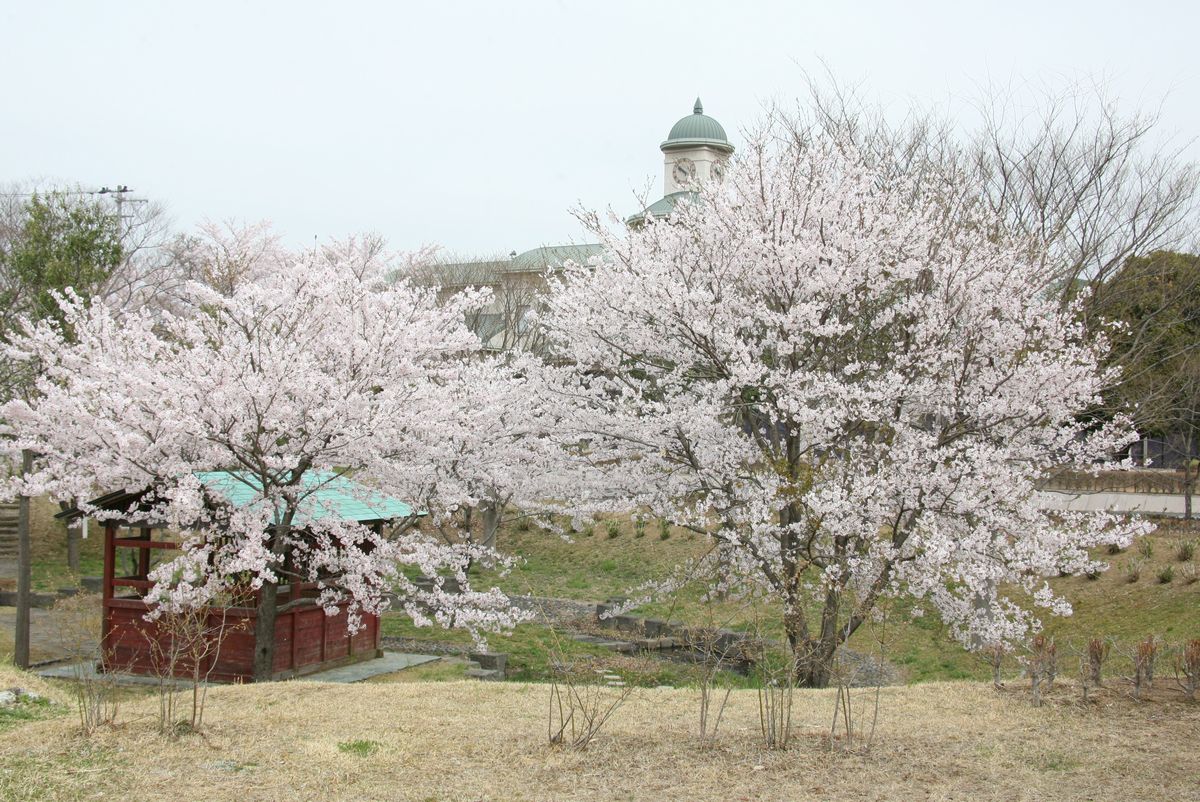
[1136,538,1154,559]
[1157,564,1174,584]
[658,520,671,540]
[1106,542,1124,555]
[1028,634,1057,706]
[49,594,121,734]
[338,740,380,757]
[981,642,1006,689]
[605,520,620,539]
[515,518,532,532]
[633,517,646,538]
[1087,637,1109,688]
[1134,636,1159,698]
[1125,559,1144,583]
[582,525,595,538]
[1176,639,1200,701]
[1176,539,1196,562]
[1181,563,1198,585]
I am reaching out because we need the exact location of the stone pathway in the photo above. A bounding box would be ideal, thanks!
[36,651,441,685]
[293,652,439,683]
[0,605,87,664]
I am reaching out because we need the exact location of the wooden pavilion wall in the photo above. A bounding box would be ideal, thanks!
[100,523,382,683]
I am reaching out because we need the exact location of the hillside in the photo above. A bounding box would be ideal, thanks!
[11,500,1200,685]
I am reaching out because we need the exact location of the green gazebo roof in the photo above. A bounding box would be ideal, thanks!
[661,98,734,154]
[195,470,415,525]
[58,470,417,526]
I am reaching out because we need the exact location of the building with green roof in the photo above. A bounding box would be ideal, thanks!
[628,98,735,226]
[419,99,735,349]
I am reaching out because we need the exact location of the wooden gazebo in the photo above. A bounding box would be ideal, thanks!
[59,470,414,682]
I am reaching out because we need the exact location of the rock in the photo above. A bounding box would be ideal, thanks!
[6,687,41,702]
[0,690,16,706]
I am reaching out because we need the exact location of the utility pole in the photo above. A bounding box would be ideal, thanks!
[95,185,146,255]
[14,449,33,669]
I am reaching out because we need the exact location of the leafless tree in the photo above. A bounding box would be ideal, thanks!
[403,251,551,355]
[0,181,184,575]
[164,218,283,297]
[779,75,1200,442]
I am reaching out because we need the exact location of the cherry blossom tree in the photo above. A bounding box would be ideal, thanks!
[533,129,1148,687]
[410,357,612,559]
[0,248,525,680]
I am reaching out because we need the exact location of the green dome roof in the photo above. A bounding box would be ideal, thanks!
[662,98,734,153]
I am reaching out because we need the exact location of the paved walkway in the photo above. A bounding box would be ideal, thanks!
[1037,490,1192,517]
[35,651,441,685]
[0,605,89,664]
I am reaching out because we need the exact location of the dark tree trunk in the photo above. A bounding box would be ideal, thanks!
[792,634,839,688]
[785,611,839,689]
[1183,432,1195,521]
[251,580,279,681]
[251,519,291,682]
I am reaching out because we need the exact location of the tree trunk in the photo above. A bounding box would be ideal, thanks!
[479,501,500,551]
[793,637,838,688]
[785,614,838,689]
[251,519,290,682]
[53,500,81,574]
[1183,432,1195,521]
[251,579,279,682]
[14,450,33,669]
[66,527,79,573]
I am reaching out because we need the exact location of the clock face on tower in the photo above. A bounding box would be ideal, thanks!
[672,157,696,185]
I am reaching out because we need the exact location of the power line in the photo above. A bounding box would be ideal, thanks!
[0,186,139,198]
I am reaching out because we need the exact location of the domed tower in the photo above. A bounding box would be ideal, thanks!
[628,98,734,226]
[662,97,735,192]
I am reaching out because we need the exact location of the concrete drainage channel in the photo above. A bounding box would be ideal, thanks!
[580,600,760,673]
[463,651,507,680]
[397,595,899,687]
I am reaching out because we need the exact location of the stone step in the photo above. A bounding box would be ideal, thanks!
[464,668,503,681]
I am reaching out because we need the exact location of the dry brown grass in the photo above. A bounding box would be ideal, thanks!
[2,665,1198,802]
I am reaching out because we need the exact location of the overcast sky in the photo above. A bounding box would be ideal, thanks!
[2,0,1197,257]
